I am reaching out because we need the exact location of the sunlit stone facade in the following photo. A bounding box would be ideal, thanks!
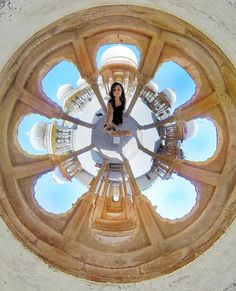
[0,2,236,290]
[29,44,196,190]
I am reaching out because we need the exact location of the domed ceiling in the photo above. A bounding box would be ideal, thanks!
[0,5,236,284]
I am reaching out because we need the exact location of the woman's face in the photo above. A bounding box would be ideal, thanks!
[112,84,122,98]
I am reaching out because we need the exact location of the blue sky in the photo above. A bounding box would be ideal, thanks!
[42,61,80,106]
[34,173,88,214]
[181,118,217,161]
[153,61,196,110]
[143,174,196,220]
[17,43,217,217]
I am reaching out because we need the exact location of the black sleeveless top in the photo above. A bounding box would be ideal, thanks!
[108,99,123,126]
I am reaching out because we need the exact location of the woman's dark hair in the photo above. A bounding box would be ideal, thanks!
[109,82,126,110]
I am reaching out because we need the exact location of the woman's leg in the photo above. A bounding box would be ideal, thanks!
[109,129,131,137]
[104,123,131,137]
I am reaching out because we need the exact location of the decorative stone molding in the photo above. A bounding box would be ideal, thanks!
[0,5,235,284]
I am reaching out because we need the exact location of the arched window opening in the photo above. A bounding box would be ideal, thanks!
[113,193,120,202]
[181,118,217,162]
[143,174,197,220]
[96,43,140,103]
[17,114,54,155]
[153,61,196,111]
[42,60,81,107]
[34,171,88,214]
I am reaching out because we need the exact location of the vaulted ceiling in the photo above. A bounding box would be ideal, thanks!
[0,1,236,290]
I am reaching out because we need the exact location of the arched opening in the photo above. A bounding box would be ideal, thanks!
[143,174,197,220]
[34,171,88,214]
[17,114,53,155]
[181,118,217,162]
[113,193,120,202]
[153,61,196,111]
[42,60,81,107]
[96,43,140,101]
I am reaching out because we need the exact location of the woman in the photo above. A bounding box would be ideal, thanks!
[104,82,131,137]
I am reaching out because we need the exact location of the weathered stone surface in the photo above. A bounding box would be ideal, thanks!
[0,1,236,290]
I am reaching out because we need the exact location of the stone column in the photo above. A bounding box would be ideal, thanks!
[20,89,94,128]
[173,159,221,186]
[13,157,55,179]
[125,73,149,115]
[85,75,107,112]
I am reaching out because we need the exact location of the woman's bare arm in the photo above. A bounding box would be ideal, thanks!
[104,102,113,126]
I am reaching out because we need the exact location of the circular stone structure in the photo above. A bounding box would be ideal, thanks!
[0,4,236,286]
